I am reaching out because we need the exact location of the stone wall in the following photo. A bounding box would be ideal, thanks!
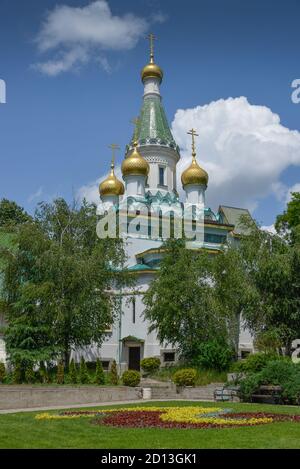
[0,385,142,410]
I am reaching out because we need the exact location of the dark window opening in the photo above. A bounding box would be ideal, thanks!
[101,361,110,370]
[159,167,165,186]
[132,296,136,324]
[164,352,175,362]
[159,210,163,238]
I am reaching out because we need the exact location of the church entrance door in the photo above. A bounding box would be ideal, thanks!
[128,346,141,371]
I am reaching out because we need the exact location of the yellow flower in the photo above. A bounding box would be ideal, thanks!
[34,406,274,426]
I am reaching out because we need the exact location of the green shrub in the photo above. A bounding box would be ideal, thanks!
[239,373,262,400]
[122,370,140,387]
[69,359,77,384]
[24,363,35,383]
[140,357,161,374]
[86,361,97,372]
[232,352,281,373]
[0,362,6,383]
[194,341,232,371]
[109,360,118,385]
[238,359,298,402]
[254,329,282,353]
[282,373,300,404]
[259,359,294,386]
[13,359,23,384]
[173,368,197,386]
[56,362,65,384]
[95,358,105,385]
[79,357,90,384]
[39,363,51,384]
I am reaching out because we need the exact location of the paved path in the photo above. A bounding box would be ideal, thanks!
[0,398,214,415]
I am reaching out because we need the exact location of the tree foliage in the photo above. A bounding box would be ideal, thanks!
[240,217,300,354]
[275,191,300,244]
[143,239,229,361]
[0,198,31,227]
[0,198,130,367]
[95,358,105,385]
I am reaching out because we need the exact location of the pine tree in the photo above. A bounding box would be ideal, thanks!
[79,357,89,384]
[39,362,50,384]
[25,363,35,383]
[0,362,6,383]
[13,359,22,384]
[109,360,118,385]
[95,358,105,385]
[69,359,77,384]
[56,362,65,384]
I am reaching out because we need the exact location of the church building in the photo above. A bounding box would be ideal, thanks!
[87,36,254,372]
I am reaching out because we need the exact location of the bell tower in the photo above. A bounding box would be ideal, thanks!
[125,34,180,196]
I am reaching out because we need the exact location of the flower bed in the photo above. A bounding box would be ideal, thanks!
[35,406,300,429]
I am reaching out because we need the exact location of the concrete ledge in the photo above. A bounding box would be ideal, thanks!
[0,385,142,410]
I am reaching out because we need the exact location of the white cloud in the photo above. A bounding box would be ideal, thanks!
[77,97,300,218]
[261,224,276,234]
[285,183,300,204]
[172,97,300,212]
[34,47,89,76]
[33,0,163,76]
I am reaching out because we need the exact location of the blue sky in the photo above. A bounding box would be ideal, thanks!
[1,0,300,226]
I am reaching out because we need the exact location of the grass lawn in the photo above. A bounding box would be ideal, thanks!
[1,401,300,449]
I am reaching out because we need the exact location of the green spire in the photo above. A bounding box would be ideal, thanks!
[127,96,179,154]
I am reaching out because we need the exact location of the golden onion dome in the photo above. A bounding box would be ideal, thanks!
[141,61,163,83]
[99,160,124,197]
[181,156,208,187]
[121,142,149,178]
[141,34,163,83]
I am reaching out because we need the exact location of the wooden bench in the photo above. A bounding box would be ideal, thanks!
[251,385,282,405]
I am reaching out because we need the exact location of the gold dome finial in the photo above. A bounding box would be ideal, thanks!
[122,118,149,178]
[141,33,163,83]
[181,129,209,187]
[99,144,125,197]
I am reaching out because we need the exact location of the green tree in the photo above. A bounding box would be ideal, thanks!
[13,359,22,384]
[95,358,105,385]
[0,199,31,227]
[211,246,259,357]
[0,198,130,368]
[240,219,300,355]
[24,362,35,383]
[109,360,118,385]
[144,239,228,362]
[0,362,6,383]
[275,192,300,244]
[56,362,64,384]
[79,357,89,384]
[69,359,77,384]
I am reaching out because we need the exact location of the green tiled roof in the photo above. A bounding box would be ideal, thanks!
[127,96,179,153]
[218,206,253,235]
[127,263,157,272]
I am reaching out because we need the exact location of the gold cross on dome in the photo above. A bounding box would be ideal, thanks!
[108,143,120,166]
[147,33,156,61]
[187,128,199,157]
